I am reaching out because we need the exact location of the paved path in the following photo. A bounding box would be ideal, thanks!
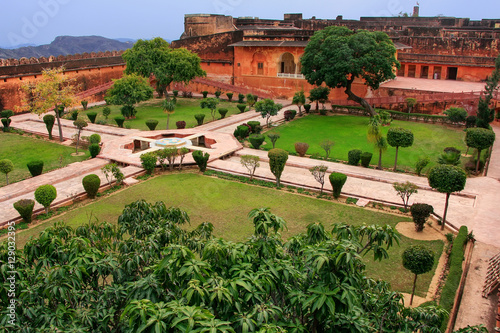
[381,77,486,93]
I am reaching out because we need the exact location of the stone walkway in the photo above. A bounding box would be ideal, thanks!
[2,100,500,329]
[381,77,486,93]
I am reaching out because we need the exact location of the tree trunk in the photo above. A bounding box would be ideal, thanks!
[5,174,9,185]
[75,130,80,154]
[315,100,319,111]
[484,146,493,176]
[320,182,324,195]
[441,193,451,231]
[475,149,482,173]
[345,78,376,117]
[393,146,399,172]
[410,273,418,305]
[378,149,383,170]
[55,108,64,142]
[167,114,170,130]
[276,176,280,188]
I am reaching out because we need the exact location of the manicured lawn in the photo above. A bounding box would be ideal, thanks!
[0,132,90,187]
[264,115,467,172]
[78,97,242,130]
[15,173,443,296]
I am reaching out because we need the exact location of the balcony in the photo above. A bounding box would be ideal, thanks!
[277,73,305,79]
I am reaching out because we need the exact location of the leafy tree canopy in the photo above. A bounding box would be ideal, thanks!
[301,26,399,116]
[123,37,206,96]
[428,165,467,194]
[1,200,446,332]
[105,74,154,107]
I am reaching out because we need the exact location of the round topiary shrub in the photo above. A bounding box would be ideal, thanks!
[146,119,159,131]
[34,184,57,214]
[410,203,434,232]
[176,121,186,129]
[249,134,265,149]
[89,143,101,158]
[348,149,362,166]
[192,150,210,172]
[237,104,247,113]
[0,159,14,185]
[233,125,250,140]
[304,104,311,113]
[89,133,101,144]
[114,116,125,128]
[329,172,347,199]
[87,112,98,124]
[194,114,205,126]
[82,174,101,199]
[1,110,14,119]
[360,152,373,168]
[247,121,262,134]
[294,142,309,157]
[218,108,228,119]
[27,160,44,177]
[13,199,35,223]
[102,106,111,119]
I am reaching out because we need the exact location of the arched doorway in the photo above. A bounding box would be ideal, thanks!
[278,52,296,74]
[251,52,266,75]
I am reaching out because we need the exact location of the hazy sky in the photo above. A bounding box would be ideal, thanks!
[2,0,499,47]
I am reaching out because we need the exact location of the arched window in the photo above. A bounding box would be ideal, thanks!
[278,52,296,74]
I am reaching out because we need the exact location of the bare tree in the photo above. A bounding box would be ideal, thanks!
[240,155,260,181]
[310,165,328,195]
[393,181,418,211]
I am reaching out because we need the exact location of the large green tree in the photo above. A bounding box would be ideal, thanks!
[123,37,206,97]
[0,200,446,332]
[465,127,496,173]
[301,26,399,116]
[476,54,500,128]
[105,74,154,118]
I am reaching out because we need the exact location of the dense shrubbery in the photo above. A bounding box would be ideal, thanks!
[27,160,44,177]
[294,142,309,157]
[140,152,157,174]
[348,149,362,166]
[360,152,373,167]
[410,203,434,231]
[89,134,101,144]
[13,199,35,223]
[192,150,209,172]
[233,125,250,140]
[247,121,262,134]
[249,134,265,149]
[145,119,159,130]
[176,120,186,129]
[82,174,101,198]
[87,112,98,124]
[329,172,347,198]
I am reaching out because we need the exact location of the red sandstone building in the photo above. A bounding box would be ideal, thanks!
[171,12,500,99]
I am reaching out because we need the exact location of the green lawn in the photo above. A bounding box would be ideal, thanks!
[78,97,242,130]
[0,132,90,187]
[264,115,467,172]
[14,173,443,296]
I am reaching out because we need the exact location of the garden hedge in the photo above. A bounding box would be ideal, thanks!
[27,160,44,177]
[13,199,35,223]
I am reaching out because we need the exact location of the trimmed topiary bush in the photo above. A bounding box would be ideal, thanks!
[249,134,265,149]
[192,150,209,172]
[173,90,179,97]
[0,159,14,185]
[194,113,205,126]
[87,112,98,124]
[348,149,362,166]
[304,104,311,113]
[268,148,288,187]
[27,160,44,177]
[43,114,55,139]
[247,121,262,134]
[70,110,79,121]
[34,184,57,214]
[202,91,208,98]
[410,203,434,232]
[294,142,309,157]
[329,172,347,199]
[1,110,14,119]
[360,152,373,168]
[89,134,101,145]
[146,119,159,131]
[218,108,228,119]
[13,199,35,223]
[284,110,294,121]
[82,174,101,198]
[114,116,125,128]
[140,152,157,174]
[81,100,88,110]
[215,90,222,99]
[238,93,245,103]
[237,104,247,113]
[226,92,233,101]
[102,106,111,119]
[89,144,101,158]
[233,125,250,140]
[176,121,186,129]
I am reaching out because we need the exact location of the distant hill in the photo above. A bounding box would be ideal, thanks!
[0,36,134,59]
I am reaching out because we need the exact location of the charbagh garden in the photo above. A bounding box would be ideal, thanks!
[1,27,498,332]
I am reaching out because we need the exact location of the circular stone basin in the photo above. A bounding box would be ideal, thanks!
[152,137,192,149]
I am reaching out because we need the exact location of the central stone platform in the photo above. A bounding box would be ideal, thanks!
[152,137,192,149]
